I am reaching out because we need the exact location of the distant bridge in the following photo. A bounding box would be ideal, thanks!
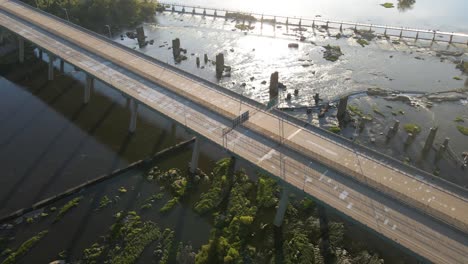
[0,0,467,263]
[159,1,468,45]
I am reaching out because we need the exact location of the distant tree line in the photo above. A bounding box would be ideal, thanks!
[20,0,158,32]
[398,0,416,11]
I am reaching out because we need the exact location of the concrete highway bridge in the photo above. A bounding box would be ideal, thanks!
[0,1,467,262]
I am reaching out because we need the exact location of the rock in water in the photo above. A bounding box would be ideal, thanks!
[322,45,343,62]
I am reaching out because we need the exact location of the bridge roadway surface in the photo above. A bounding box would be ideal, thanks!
[0,0,467,262]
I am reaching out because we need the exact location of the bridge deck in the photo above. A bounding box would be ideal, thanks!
[0,0,467,262]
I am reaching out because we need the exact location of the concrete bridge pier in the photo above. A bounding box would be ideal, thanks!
[84,74,93,104]
[38,48,43,60]
[48,53,55,80]
[189,136,200,174]
[128,98,138,133]
[18,37,24,63]
[274,187,289,227]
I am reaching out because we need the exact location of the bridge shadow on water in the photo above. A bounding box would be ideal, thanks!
[0,58,185,215]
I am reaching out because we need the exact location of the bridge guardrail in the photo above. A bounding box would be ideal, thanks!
[5,0,467,233]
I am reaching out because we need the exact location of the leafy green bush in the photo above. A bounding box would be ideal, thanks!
[26,0,158,31]
[256,175,278,208]
[160,197,179,213]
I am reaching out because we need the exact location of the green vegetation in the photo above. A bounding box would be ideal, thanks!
[1,157,388,263]
[144,167,189,214]
[194,158,232,215]
[24,0,159,32]
[153,228,174,264]
[81,211,162,264]
[1,249,12,257]
[381,2,395,8]
[300,198,315,212]
[140,203,152,210]
[357,38,369,47]
[118,187,128,194]
[397,0,416,11]
[372,105,385,117]
[1,230,48,264]
[454,117,464,123]
[322,45,343,62]
[171,178,188,197]
[256,175,278,208]
[348,105,373,121]
[456,125,468,136]
[328,126,341,134]
[58,250,67,259]
[225,12,257,22]
[83,243,105,263]
[235,24,255,31]
[140,193,163,210]
[108,217,161,263]
[453,76,462,80]
[55,196,82,222]
[456,61,468,73]
[160,197,179,213]
[196,172,257,263]
[403,124,421,134]
[26,217,34,224]
[98,195,112,210]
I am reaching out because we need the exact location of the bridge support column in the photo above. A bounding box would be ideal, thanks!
[38,48,43,60]
[85,75,93,104]
[48,54,55,80]
[60,59,65,73]
[274,187,289,227]
[18,37,24,63]
[189,136,200,174]
[129,98,138,133]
